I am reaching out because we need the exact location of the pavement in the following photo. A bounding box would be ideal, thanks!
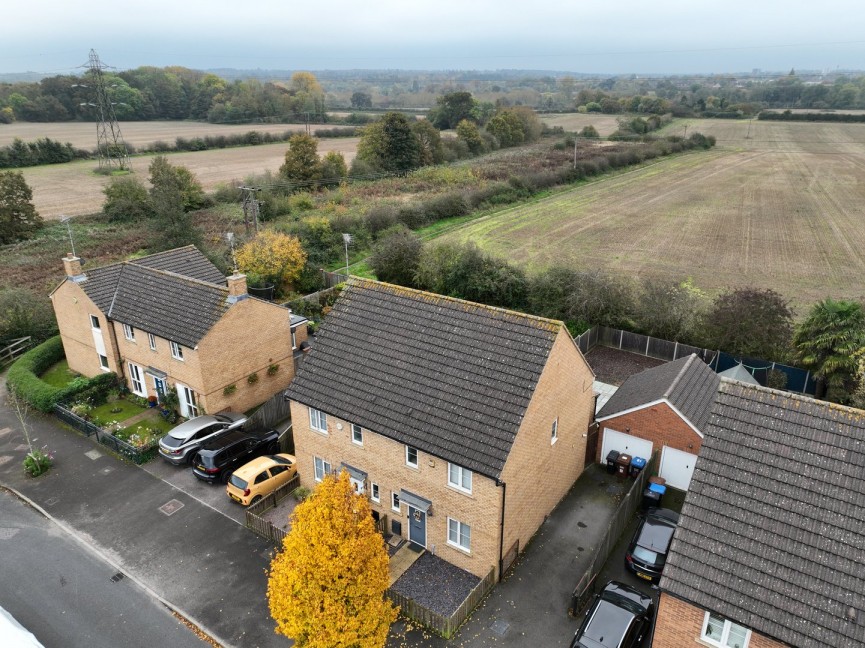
[0,488,209,648]
[0,373,290,648]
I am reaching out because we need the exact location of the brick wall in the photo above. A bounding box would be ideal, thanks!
[595,403,702,463]
[654,593,787,648]
[289,401,501,579]
[499,330,595,562]
[51,281,122,377]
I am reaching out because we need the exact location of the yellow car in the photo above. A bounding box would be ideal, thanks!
[226,453,297,506]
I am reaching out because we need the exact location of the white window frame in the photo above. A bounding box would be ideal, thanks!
[447,463,472,494]
[128,362,146,396]
[351,423,363,446]
[405,445,418,468]
[371,483,380,503]
[291,328,297,350]
[90,315,101,330]
[148,333,157,351]
[169,340,184,361]
[179,384,200,418]
[309,408,327,434]
[701,612,751,648]
[391,492,400,513]
[551,417,558,445]
[98,354,109,370]
[313,456,331,482]
[447,518,471,552]
[122,323,135,341]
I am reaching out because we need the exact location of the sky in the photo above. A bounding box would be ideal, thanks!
[2,0,864,76]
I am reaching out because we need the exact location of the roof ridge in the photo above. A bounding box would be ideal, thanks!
[720,378,865,420]
[663,353,696,399]
[349,278,563,332]
[123,262,228,291]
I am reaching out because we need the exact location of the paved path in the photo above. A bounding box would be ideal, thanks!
[0,488,209,648]
[0,377,289,648]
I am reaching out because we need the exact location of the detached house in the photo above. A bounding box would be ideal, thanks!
[655,381,865,648]
[284,279,596,579]
[50,246,307,417]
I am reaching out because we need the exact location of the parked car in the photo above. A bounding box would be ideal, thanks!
[157,412,247,465]
[569,581,654,648]
[226,453,297,505]
[191,428,280,484]
[625,507,680,582]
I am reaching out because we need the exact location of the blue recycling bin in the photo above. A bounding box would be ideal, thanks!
[629,456,647,478]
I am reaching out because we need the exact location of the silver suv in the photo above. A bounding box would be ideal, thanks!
[157,413,247,465]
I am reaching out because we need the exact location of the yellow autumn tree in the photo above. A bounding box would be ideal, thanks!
[267,471,397,647]
[235,229,307,290]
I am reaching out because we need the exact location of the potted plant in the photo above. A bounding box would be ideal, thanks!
[147,395,158,408]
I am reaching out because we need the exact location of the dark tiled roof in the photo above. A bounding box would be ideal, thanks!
[128,246,226,285]
[106,264,230,348]
[661,381,865,648]
[284,279,563,479]
[596,354,720,432]
[76,247,231,348]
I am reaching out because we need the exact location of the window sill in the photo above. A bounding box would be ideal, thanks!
[446,541,471,555]
[405,463,420,471]
[310,427,328,436]
[551,437,559,445]
[446,483,473,498]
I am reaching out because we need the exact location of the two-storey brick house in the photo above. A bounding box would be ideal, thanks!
[284,279,596,580]
[50,246,307,416]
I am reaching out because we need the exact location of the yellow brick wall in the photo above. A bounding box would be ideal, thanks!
[289,401,501,579]
[499,329,595,561]
[654,593,787,648]
[51,281,122,376]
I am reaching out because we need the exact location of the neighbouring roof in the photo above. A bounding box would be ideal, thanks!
[126,246,226,285]
[596,354,720,432]
[718,362,761,385]
[661,381,865,648]
[284,279,566,479]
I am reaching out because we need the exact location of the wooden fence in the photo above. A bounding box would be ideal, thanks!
[247,390,292,433]
[245,474,300,544]
[387,565,497,639]
[0,336,32,369]
[569,451,659,615]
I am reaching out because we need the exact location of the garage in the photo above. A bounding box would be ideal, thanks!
[659,447,699,491]
[600,428,653,464]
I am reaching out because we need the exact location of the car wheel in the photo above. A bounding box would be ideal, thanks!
[221,471,232,485]
[186,452,195,465]
[250,495,262,505]
[267,442,279,454]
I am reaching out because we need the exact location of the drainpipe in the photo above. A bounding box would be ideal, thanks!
[496,478,507,581]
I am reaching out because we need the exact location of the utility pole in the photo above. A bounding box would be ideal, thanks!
[573,133,578,169]
[342,233,352,278]
[82,49,130,171]
[239,186,261,235]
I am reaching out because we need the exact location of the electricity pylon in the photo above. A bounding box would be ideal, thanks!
[84,49,130,171]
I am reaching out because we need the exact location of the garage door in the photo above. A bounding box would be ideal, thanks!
[659,447,699,490]
[600,428,653,464]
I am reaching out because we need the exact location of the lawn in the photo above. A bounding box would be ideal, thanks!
[39,360,80,388]
[89,398,149,425]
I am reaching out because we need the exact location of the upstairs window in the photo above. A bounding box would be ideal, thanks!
[169,341,184,360]
[309,408,327,433]
[448,463,472,494]
[122,323,135,341]
[351,424,363,446]
[90,315,101,330]
[551,418,558,444]
[148,333,157,351]
[406,445,418,468]
[701,612,751,648]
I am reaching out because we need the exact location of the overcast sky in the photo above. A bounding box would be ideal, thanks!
[3,0,864,76]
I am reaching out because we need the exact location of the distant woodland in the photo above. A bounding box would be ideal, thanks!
[1,67,865,124]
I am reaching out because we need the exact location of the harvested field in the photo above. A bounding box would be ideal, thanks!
[19,138,359,219]
[540,113,627,136]
[435,119,865,309]
[0,120,315,150]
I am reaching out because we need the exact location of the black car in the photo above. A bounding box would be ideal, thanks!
[191,428,280,484]
[569,581,654,648]
[625,507,680,582]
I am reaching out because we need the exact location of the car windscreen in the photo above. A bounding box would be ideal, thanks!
[160,435,183,448]
[271,455,292,465]
[229,474,248,489]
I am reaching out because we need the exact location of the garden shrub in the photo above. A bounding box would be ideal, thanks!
[422,193,470,222]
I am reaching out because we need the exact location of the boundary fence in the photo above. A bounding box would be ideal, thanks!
[0,336,32,369]
[388,566,497,639]
[569,451,658,615]
[245,475,301,545]
[577,325,816,395]
[53,402,161,464]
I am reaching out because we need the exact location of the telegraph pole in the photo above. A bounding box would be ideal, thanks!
[239,186,261,235]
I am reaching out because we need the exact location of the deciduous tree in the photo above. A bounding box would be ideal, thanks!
[356,112,419,173]
[279,134,322,184]
[369,225,422,287]
[320,151,348,187]
[429,91,476,129]
[635,277,708,344]
[102,175,153,222]
[267,471,396,648]
[148,155,206,211]
[411,119,444,166]
[0,170,42,244]
[701,287,793,360]
[236,229,307,289]
[455,119,483,154]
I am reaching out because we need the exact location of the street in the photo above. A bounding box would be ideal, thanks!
[0,488,208,648]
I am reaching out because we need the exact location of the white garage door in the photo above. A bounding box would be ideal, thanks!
[601,428,653,464]
[659,447,699,490]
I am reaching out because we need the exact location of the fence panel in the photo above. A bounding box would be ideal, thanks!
[0,336,32,369]
[245,475,300,542]
[248,391,292,432]
[321,270,348,288]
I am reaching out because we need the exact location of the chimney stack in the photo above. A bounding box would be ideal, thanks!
[226,273,248,304]
[62,253,86,282]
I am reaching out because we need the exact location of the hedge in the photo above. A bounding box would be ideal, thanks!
[6,336,118,412]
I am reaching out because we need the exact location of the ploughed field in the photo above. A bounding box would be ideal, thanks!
[435,119,865,308]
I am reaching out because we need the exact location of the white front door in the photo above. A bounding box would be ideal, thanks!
[176,383,199,418]
[601,428,654,463]
[659,446,699,490]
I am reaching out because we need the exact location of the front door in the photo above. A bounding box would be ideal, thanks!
[153,377,166,400]
[408,506,426,548]
[350,476,365,495]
